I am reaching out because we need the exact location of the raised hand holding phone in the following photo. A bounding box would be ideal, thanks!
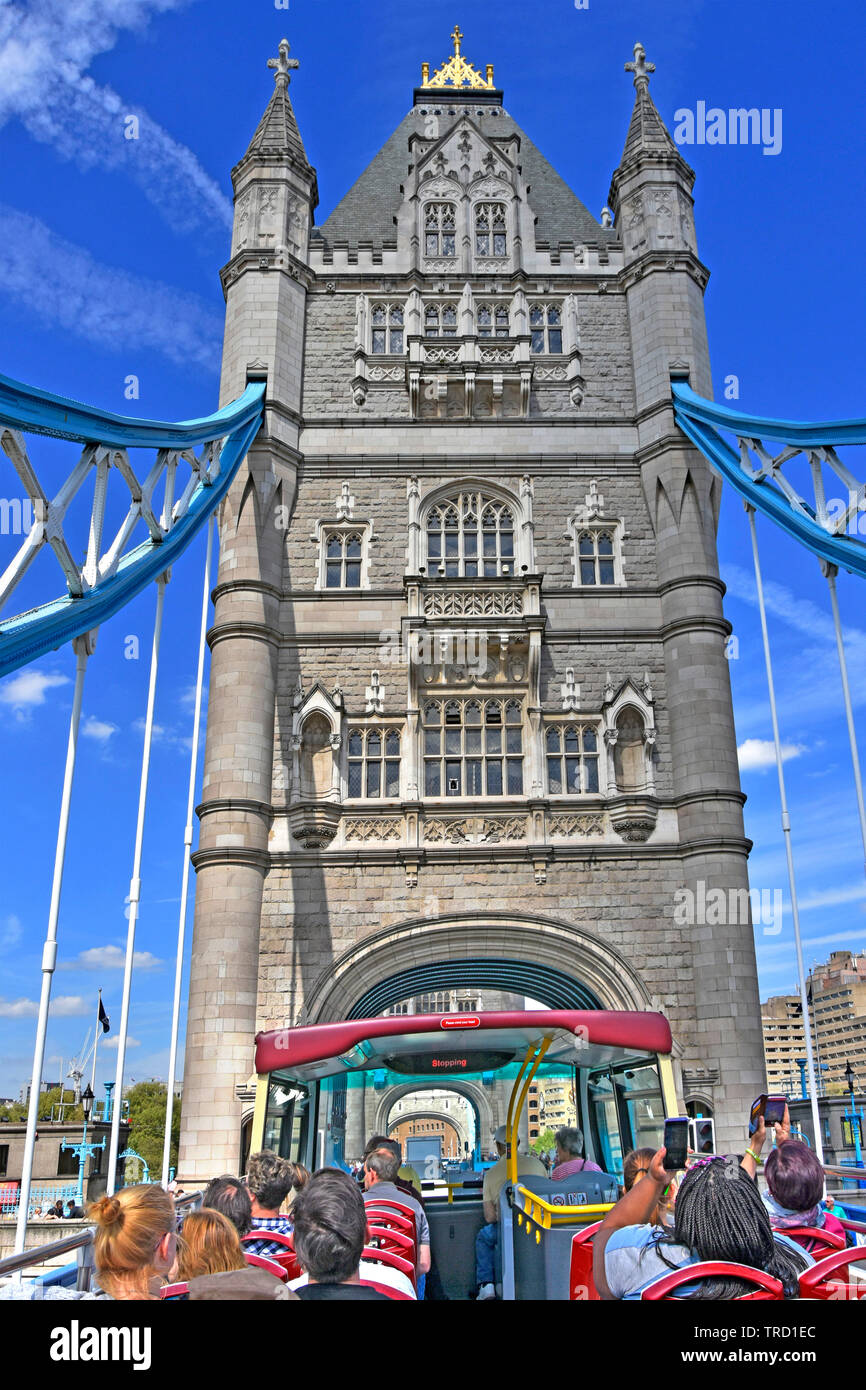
[662,1117,689,1171]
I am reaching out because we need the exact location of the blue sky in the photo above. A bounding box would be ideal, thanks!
[0,0,864,1099]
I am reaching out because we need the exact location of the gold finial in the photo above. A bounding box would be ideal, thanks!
[268,37,299,88]
[421,26,494,89]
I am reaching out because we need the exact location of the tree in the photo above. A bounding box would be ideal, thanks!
[531,1128,556,1156]
[124,1082,182,1178]
[0,1101,26,1122]
[38,1087,83,1122]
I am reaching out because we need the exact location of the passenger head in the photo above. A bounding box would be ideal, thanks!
[765,1139,824,1215]
[668,1157,807,1297]
[623,1147,676,1228]
[493,1123,509,1157]
[364,1147,400,1187]
[177,1208,247,1281]
[363,1134,400,1162]
[554,1126,585,1161]
[202,1175,253,1237]
[623,1147,656,1192]
[246,1151,296,1213]
[88,1185,177,1299]
[292,1169,368,1284]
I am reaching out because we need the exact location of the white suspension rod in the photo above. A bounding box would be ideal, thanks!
[14,635,91,1254]
[161,519,214,1186]
[746,504,824,1163]
[822,562,866,881]
[107,574,168,1192]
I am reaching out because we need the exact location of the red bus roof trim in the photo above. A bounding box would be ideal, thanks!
[254,1009,672,1075]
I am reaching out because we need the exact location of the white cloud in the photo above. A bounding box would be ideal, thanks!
[738,737,807,771]
[62,945,164,972]
[0,668,69,715]
[0,915,22,948]
[0,994,90,1017]
[0,2,231,237]
[82,715,119,743]
[0,205,222,372]
[104,1035,141,1050]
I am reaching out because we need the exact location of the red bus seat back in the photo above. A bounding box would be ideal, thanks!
[779,1225,845,1257]
[364,1207,415,1239]
[367,1224,417,1263]
[241,1230,302,1280]
[244,1252,289,1282]
[641,1261,784,1301]
[160,1280,189,1300]
[799,1246,866,1300]
[569,1220,603,1301]
[361,1244,417,1292]
[359,1279,414,1300]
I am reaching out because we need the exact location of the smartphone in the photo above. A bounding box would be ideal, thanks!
[749,1093,787,1135]
[748,1094,767,1136]
[663,1117,689,1171]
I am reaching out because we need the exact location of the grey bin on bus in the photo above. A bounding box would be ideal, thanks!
[504,1172,619,1300]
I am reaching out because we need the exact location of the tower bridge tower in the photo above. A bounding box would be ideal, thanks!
[178,33,764,1179]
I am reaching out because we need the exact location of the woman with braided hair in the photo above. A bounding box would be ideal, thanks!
[593,1148,812,1300]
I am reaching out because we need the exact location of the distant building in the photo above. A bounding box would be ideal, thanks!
[18,1080,61,1106]
[761,950,866,1094]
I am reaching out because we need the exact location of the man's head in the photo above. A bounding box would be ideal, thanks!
[292,1169,368,1284]
[246,1150,295,1212]
[362,1134,401,1164]
[554,1126,585,1164]
[493,1124,511,1158]
[364,1146,400,1189]
[202,1175,252,1237]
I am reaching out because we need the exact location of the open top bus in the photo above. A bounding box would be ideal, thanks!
[251,1007,675,1299]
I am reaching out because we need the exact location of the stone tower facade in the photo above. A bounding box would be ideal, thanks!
[178,34,764,1179]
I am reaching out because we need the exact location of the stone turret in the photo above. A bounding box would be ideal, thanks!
[178,40,315,1181]
[611,44,764,1139]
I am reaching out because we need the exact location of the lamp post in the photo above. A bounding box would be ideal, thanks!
[60,1083,105,1207]
[843,1061,864,1179]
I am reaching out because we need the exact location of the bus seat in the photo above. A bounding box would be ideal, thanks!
[368,1224,417,1266]
[364,1198,418,1243]
[569,1220,604,1300]
[359,1279,415,1300]
[241,1230,302,1280]
[244,1252,290,1283]
[798,1246,866,1300]
[160,1281,189,1300]
[778,1225,846,1257]
[364,1207,416,1241]
[641,1262,784,1301]
[362,1244,417,1292]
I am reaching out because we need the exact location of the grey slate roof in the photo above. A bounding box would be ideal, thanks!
[311,107,617,251]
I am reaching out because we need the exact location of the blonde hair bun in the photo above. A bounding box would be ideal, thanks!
[89,1194,124,1229]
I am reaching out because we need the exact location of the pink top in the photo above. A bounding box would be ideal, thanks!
[551,1156,603,1179]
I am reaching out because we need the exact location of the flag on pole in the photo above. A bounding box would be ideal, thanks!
[98,998,110,1034]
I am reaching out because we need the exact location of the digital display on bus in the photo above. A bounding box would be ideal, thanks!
[382,1050,515,1076]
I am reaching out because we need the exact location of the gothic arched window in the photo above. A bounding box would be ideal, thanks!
[529,303,563,354]
[425,302,458,337]
[371,303,404,355]
[474,202,507,258]
[577,530,616,585]
[347,727,401,798]
[425,490,516,577]
[325,532,363,588]
[545,724,600,795]
[424,202,457,257]
[477,303,510,338]
[423,697,523,797]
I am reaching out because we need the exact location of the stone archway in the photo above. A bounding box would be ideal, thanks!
[375,1077,495,1147]
[388,1111,468,1156]
[299,911,655,1024]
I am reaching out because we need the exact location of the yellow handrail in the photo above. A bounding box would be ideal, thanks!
[516,1185,615,1230]
[508,1037,551,1184]
[504,1041,535,1175]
